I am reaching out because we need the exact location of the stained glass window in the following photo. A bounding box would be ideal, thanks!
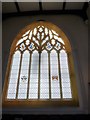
[3,21,78,106]
[40,50,49,99]
[29,50,39,99]
[7,51,21,99]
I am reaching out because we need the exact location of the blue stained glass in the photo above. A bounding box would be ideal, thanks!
[46,42,52,50]
[30,44,33,49]
[55,42,61,50]
[28,43,35,51]
[47,43,51,48]
[57,43,60,46]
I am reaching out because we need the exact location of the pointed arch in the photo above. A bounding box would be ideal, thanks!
[10,21,71,54]
[3,21,79,107]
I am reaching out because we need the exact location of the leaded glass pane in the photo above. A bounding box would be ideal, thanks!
[46,42,52,51]
[41,32,44,39]
[26,40,30,45]
[60,50,72,99]
[52,30,59,36]
[37,32,40,40]
[42,36,49,45]
[45,28,48,35]
[18,50,30,99]
[55,42,61,50]
[33,37,39,45]
[22,36,28,40]
[16,38,23,46]
[51,39,55,45]
[49,30,53,39]
[29,50,39,99]
[20,43,26,51]
[7,51,21,99]
[40,50,49,99]
[50,50,60,99]
[29,31,32,39]
[22,30,30,37]
[58,38,65,45]
[33,28,37,36]
[7,94,16,99]
[18,94,27,99]
[28,43,35,51]
[39,27,43,32]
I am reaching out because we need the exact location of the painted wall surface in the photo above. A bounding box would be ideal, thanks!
[2,15,88,114]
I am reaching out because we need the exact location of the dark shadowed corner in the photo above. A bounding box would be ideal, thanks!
[0,1,2,120]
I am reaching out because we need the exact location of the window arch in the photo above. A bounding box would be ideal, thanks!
[3,21,78,107]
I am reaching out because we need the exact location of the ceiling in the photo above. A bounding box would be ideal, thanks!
[2,1,87,13]
[2,1,89,20]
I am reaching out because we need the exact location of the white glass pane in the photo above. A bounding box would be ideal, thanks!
[9,79,17,84]
[49,30,53,39]
[18,88,27,94]
[42,36,49,45]
[22,36,28,41]
[29,50,39,99]
[29,94,38,99]
[33,37,39,45]
[29,89,38,94]
[16,38,23,46]
[22,30,30,37]
[52,30,59,36]
[8,83,17,90]
[37,32,40,40]
[41,32,44,40]
[60,50,72,99]
[18,50,30,99]
[58,38,65,45]
[29,31,32,40]
[50,50,60,99]
[40,50,49,99]
[62,87,71,93]
[7,94,16,99]
[33,28,37,36]
[40,94,49,99]
[19,83,27,89]
[7,51,21,99]
[18,94,27,99]
[39,27,43,32]
[26,40,30,45]
[62,82,71,88]
[8,88,16,94]
[63,92,72,99]
[45,28,48,35]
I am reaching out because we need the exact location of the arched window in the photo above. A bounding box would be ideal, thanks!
[3,21,78,107]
